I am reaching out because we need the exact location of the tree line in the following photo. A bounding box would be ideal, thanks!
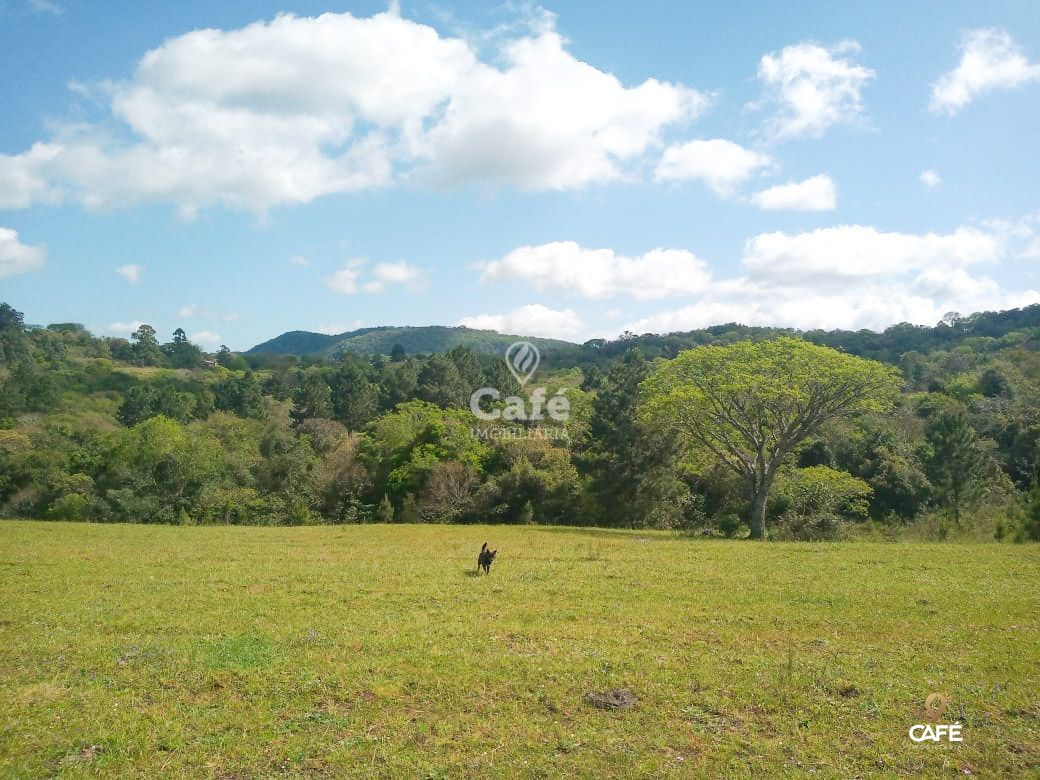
[1,301,1039,541]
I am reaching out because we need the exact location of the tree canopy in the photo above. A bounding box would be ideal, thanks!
[3,300,1039,541]
[641,337,902,538]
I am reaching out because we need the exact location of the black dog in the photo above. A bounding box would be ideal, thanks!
[477,542,497,575]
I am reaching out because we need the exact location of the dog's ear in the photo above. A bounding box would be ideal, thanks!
[491,549,497,557]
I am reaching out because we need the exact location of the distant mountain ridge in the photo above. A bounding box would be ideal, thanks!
[247,325,578,357]
[247,304,1040,367]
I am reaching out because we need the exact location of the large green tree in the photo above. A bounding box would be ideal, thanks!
[164,328,203,369]
[130,324,163,366]
[641,338,901,539]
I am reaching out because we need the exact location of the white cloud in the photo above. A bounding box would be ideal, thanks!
[28,0,63,15]
[457,304,585,339]
[116,263,142,284]
[325,258,425,294]
[980,213,1040,260]
[749,173,836,210]
[0,145,63,209]
[326,262,364,294]
[618,223,1036,334]
[179,303,238,321]
[0,10,705,213]
[920,169,942,188]
[752,41,874,140]
[622,278,1039,335]
[289,255,310,267]
[364,260,426,292]
[741,225,1001,283]
[654,139,772,195]
[0,228,46,279]
[930,28,1040,115]
[105,321,146,336]
[423,30,705,191]
[190,330,222,348]
[479,240,711,300]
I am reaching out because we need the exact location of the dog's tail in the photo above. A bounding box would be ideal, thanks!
[480,542,488,552]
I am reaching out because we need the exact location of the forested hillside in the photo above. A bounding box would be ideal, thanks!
[249,325,578,359]
[252,305,1040,368]
[3,300,1039,541]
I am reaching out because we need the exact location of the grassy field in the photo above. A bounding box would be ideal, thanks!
[1,522,1038,778]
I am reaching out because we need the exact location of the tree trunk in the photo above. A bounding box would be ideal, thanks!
[750,487,768,540]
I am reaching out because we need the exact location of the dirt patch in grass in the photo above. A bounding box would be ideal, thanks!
[585,689,638,710]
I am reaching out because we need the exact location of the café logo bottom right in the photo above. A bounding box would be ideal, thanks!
[908,693,963,743]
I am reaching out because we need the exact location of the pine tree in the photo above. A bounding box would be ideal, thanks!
[330,353,378,431]
[290,370,333,424]
[417,355,466,408]
[924,408,992,523]
[577,349,687,527]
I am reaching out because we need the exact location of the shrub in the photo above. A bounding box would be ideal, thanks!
[774,511,848,541]
[717,513,743,538]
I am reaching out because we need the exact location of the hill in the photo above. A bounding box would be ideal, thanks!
[248,325,579,359]
[248,305,1040,367]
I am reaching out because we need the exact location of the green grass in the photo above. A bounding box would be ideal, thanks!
[1,521,1038,777]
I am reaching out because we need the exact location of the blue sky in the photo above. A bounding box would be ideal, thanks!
[1,0,1039,349]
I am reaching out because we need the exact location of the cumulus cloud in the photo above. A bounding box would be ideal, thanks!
[179,303,238,321]
[618,223,1036,334]
[479,240,711,300]
[0,228,46,279]
[326,259,366,294]
[365,260,426,292]
[749,173,836,210]
[986,212,1040,259]
[105,321,146,336]
[190,330,222,348]
[457,304,585,339]
[752,41,874,140]
[0,145,63,209]
[741,225,1001,283]
[0,10,705,214]
[325,258,425,294]
[622,277,1039,335]
[920,169,942,188]
[930,28,1040,115]
[116,263,142,283]
[654,139,772,195]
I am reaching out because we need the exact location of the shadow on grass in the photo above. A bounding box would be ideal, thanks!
[462,569,482,578]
